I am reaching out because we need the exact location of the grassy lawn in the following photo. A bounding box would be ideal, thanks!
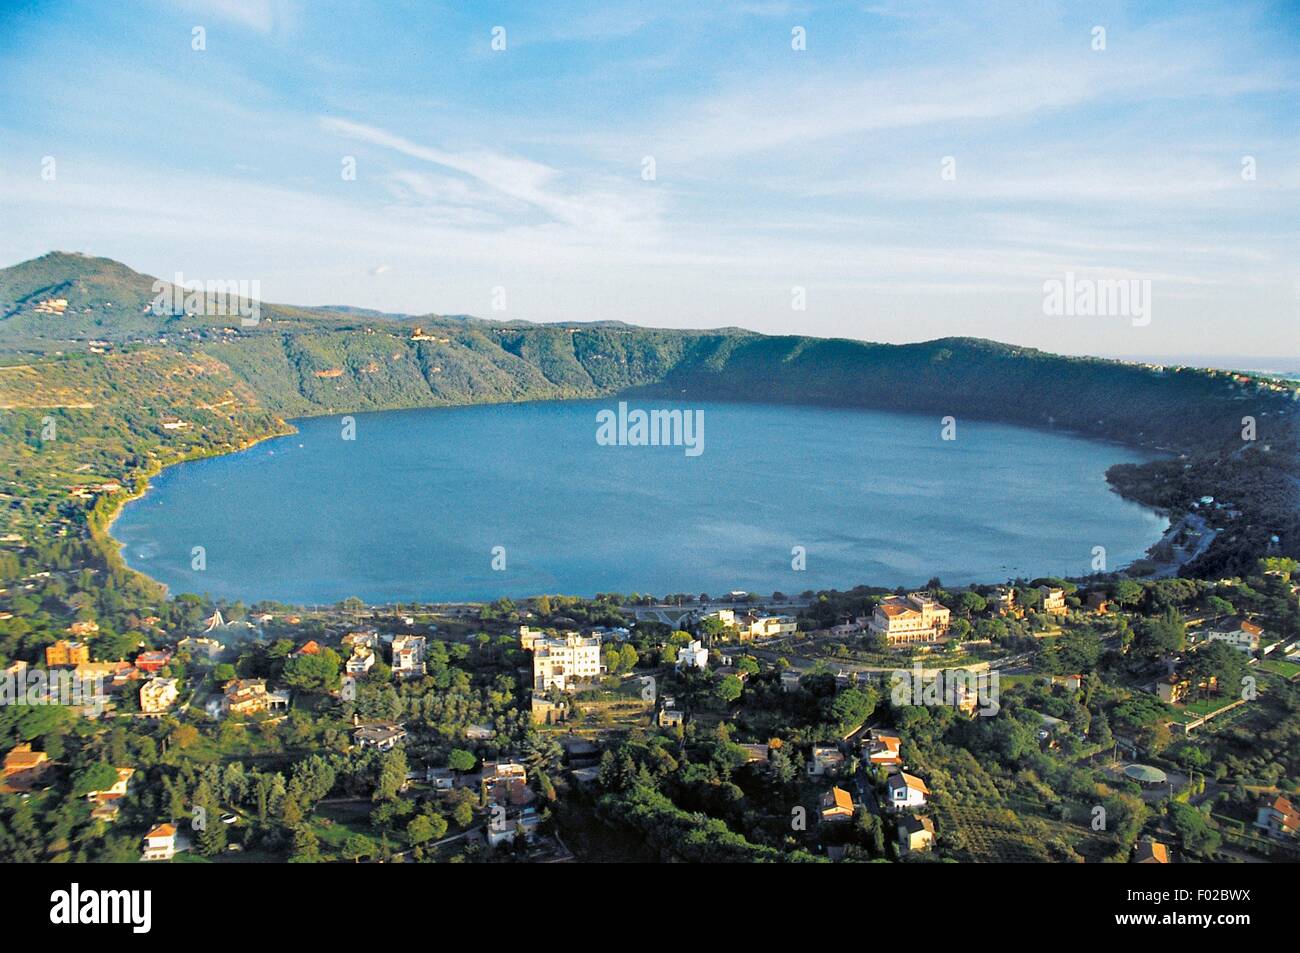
[1257,658,1300,680]
[1171,696,1239,721]
[310,800,384,855]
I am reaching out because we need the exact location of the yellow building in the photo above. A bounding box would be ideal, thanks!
[1038,586,1068,615]
[868,593,951,645]
[45,639,90,667]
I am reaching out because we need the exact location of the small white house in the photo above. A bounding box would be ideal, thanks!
[142,823,177,861]
[887,771,930,811]
[676,640,709,671]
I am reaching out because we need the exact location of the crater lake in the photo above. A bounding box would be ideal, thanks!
[111,399,1168,603]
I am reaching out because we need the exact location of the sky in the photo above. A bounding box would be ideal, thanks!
[0,0,1297,362]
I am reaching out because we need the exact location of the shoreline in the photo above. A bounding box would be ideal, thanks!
[95,420,298,594]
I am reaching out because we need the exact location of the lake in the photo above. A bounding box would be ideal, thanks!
[112,399,1168,604]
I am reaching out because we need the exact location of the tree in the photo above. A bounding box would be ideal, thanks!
[289,826,321,863]
[448,748,476,773]
[1113,579,1143,606]
[407,815,443,846]
[374,749,409,802]
[1169,802,1221,858]
[1131,615,1185,661]
[283,649,342,693]
[716,675,743,704]
[71,762,120,798]
[342,834,370,862]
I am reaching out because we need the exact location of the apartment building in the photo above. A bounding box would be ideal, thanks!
[139,677,179,715]
[532,633,602,691]
[45,639,90,667]
[391,634,427,679]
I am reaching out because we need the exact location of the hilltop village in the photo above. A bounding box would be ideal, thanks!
[2,559,1298,863]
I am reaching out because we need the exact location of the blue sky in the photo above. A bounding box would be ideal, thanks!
[1,0,1297,360]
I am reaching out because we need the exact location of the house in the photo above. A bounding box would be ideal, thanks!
[91,800,124,823]
[992,587,1023,618]
[134,650,172,674]
[886,771,930,811]
[820,786,855,822]
[530,695,567,725]
[1254,794,1299,840]
[1200,617,1262,654]
[518,625,547,651]
[346,648,375,675]
[292,640,321,658]
[480,761,531,807]
[85,767,135,822]
[139,677,180,715]
[658,706,684,728]
[1156,672,1218,705]
[353,723,406,751]
[342,630,381,651]
[68,620,100,638]
[1085,591,1112,614]
[780,670,802,693]
[216,678,290,717]
[487,806,543,848]
[45,639,90,667]
[868,593,951,645]
[735,613,797,641]
[1038,586,1068,615]
[864,732,902,766]
[85,766,135,802]
[532,633,602,691]
[142,823,178,861]
[807,745,845,777]
[177,636,222,660]
[426,767,456,791]
[676,640,709,671]
[1,743,51,792]
[1051,673,1084,692]
[1133,839,1171,864]
[897,814,936,854]
[391,634,427,679]
[737,743,770,764]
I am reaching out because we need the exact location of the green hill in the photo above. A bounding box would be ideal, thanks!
[1,250,1296,579]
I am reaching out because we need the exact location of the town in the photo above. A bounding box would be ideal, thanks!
[2,555,1297,864]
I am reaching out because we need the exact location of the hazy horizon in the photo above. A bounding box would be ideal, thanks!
[2,1,1297,360]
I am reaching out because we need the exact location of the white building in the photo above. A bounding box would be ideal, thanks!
[346,648,375,674]
[391,635,427,679]
[886,771,930,811]
[1202,617,1262,654]
[676,640,709,671]
[532,633,603,691]
[142,822,177,861]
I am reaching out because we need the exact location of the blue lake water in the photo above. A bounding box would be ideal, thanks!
[112,400,1168,604]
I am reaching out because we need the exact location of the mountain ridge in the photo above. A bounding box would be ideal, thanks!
[0,250,1297,579]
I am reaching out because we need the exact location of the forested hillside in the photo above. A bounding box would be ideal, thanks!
[2,251,1297,579]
